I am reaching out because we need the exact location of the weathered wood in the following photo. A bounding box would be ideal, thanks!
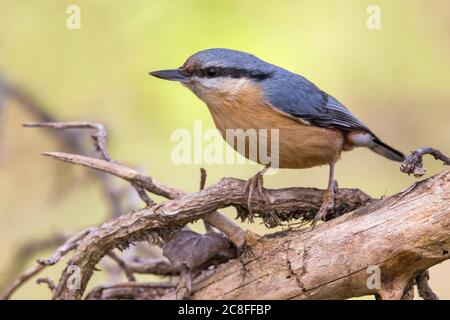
[52,170,449,299]
[172,171,450,300]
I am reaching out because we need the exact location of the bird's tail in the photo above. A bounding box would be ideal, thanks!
[348,131,404,162]
[369,137,405,162]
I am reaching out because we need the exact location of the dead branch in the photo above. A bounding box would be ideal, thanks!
[161,171,449,300]
[45,168,373,299]
[41,151,370,227]
[126,257,181,276]
[401,146,450,177]
[1,80,126,216]
[23,122,112,161]
[415,270,439,300]
[40,151,254,247]
[106,251,136,282]
[24,121,155,207]
[25,121,247,248]
[0,232,68,293]
[0,228,93,300]
[200,168,213,232]
[36,277,56,293]
[45,168,450,299]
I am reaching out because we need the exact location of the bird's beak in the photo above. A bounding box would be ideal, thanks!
[149,69,188,82]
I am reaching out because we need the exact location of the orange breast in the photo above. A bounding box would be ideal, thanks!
[202,82,345,169]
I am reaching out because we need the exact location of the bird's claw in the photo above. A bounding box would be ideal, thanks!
[244,172,270,219]
[311,180,337,229]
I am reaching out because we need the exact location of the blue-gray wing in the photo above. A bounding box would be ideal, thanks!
[262,70,370,131]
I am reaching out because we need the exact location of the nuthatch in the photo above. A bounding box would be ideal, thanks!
[150,48,404,226]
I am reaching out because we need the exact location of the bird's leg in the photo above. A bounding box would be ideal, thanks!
[311,162,336,229]
[244,167,270,217]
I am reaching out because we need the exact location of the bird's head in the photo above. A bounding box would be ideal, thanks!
[149,48,276,104]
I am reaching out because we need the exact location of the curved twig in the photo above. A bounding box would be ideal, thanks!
[1,228,93,300]
[401,146,450,177]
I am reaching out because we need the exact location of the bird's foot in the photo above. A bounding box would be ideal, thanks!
[244,171,270,219]
[311,180,337,229]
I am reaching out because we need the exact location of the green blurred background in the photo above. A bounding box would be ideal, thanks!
[0,0,448,299]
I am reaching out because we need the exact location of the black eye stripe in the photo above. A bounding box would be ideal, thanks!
[194,67,271,81]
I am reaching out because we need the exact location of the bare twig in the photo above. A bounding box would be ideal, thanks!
[3,78,155,216]
[106,251,136,282]
[43,152,182,197]
[401,146,450,177]
[200,168,213,232]
[415,270,439,300]
[0,232,68,293]
[27,122,248,246]
[200,168,207,191]
[2,82,158,292]
[41,151,251,247]
[37,228,94,266]
[0,228,93,300]
[23,122,152,213]
[41,152,371,232]
[36,277,56,293]
[24,122,111,161]
[400,278,415,300]
[131,182,154,207]
[23,122,158,207]
[126,257,181,275]
[24,121,154,208]
[8,92,126,215]
[1,264,46,300]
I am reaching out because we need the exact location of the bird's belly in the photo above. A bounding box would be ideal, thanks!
[207,100,345,169]
[276,127,344,168]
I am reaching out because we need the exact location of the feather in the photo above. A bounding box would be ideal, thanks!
[262,69,370,132]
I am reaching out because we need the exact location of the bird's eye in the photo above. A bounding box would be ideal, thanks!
[205,67,218,78]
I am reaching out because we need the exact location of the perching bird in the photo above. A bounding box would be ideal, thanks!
[150,48,404,227]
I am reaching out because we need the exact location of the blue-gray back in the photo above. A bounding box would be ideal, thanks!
[191,48,369,132]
